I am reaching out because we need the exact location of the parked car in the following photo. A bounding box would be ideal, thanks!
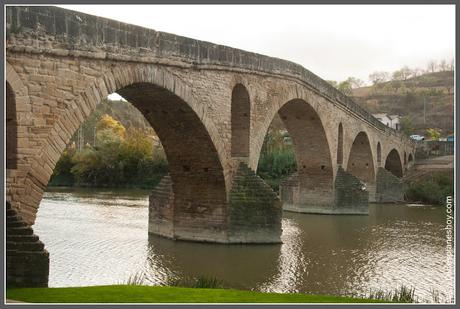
[410,135,425,141]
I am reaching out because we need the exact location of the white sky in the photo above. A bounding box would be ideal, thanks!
[60,4,455,85]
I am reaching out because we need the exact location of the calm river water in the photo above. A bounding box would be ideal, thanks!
[34,187,454,302]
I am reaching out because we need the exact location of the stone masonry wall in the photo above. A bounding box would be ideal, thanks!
[149,175,175,239]
[333,166,369,214]
[6,201,49,287]
[4,5,409,135]
[281,167,369,215]
[228,163,282,243]
[376,167,405,203]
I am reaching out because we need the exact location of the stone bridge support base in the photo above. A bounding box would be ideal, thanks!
[149,163,282,244]
[375,167,405,203]
[6,202,49,288]
[280,167,369,215]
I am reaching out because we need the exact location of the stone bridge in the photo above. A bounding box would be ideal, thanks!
[6,6,415,286]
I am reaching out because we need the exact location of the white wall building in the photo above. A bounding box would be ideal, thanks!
[372,113,401,130]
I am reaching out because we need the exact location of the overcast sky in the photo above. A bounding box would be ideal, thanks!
[60,5,455,84]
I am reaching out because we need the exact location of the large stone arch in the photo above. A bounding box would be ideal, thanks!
[5,62,33,207]
[12,64,228,234]
[347,131,375,184]
[268,99,334,212]
[231,83,251,159]
[384,149,403,177]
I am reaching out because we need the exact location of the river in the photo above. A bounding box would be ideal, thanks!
[33,187,454,302]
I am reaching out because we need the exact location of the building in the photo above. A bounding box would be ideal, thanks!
[372,113,401,130]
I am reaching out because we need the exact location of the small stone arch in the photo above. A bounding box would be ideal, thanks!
[404,151,407,165]
[347,131,375,183]
[384,149,403,177]
[231,83,251,158]
[408,153,414,163]
[377,142,382,166]
[337,123,343,165]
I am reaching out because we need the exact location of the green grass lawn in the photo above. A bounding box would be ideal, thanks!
[7,285,386,303]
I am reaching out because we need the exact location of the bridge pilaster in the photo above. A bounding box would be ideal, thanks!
[148,163,282,244]
[375,167,405,203]
[279,167,369,215]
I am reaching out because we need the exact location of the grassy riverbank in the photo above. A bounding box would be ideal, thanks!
[6,286,386,303]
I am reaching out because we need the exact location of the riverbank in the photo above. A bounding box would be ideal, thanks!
[403,155,454,205]
[6,285,385,303]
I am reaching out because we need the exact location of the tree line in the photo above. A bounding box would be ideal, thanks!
[327,58,454,96]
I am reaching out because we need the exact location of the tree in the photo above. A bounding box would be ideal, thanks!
[439,59,450,71]
[426,128,441,141]
[427,60,438,73]
[96,114,126,139]
[369,71,390,86]
[337,80,353,96]
[390,80,402,93]
[400,116,414,136]
[327,80,338,88]
[392,66,412,81]
[345,77,364,89]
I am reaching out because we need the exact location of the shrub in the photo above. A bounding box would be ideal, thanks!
[405,174,453,205]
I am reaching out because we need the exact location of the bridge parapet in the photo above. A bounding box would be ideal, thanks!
[6,5,410,144]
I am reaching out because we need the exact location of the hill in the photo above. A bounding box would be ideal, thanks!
[351,71,454,135]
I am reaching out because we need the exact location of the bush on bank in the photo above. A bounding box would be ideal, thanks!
[404,172,454,205]
[49,115,168,189]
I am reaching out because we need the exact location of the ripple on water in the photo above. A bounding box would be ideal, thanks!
[34,191,454,302]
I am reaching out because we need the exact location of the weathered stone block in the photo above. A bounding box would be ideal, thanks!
[375,167,405,203]
[6,202,49,288]
[333,166,369,214]
[228,163,282,243]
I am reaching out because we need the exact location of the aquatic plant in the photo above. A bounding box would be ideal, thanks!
[166,275,225,289]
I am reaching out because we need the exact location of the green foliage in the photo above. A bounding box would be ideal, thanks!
[400,116,414,136]
[367,286,416,303]
[405,174,453,205]
[337,80,353,96]
[426,128,441,141]
[257,129,297,191]
[49,115,168,189]
[6,286,387,303]
[166,276,225,289]
[48,145,77,186]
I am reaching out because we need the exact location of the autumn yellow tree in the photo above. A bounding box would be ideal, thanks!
[95,114,126,145]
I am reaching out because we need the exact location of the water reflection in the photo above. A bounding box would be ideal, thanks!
[34,188,454,302]
[144,234,281,290]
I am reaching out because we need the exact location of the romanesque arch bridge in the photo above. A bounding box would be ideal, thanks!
[6,6,415,285]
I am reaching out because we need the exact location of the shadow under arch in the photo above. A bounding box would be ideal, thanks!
[231,83,250,158]
[337,123,344,165]
[408,153,414,164]
[6,81,17,169]
[377,142,382,166]
[261,98,334,212]
[384,149,403,177]
[347,131,375,184]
